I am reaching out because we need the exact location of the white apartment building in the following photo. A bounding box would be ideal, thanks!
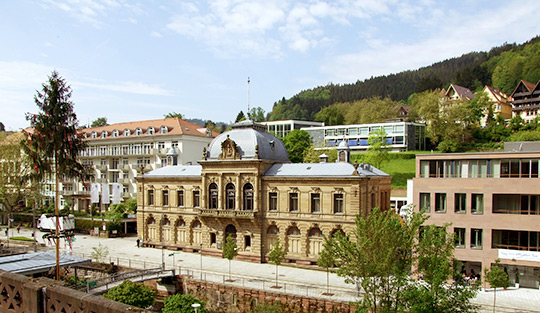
[61,118,216,211]
[259,120,323,138]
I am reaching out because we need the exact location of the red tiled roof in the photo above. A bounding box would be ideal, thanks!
[80,117,219,140]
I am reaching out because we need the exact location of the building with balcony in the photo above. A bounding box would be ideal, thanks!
[481,86,513,127]
[302,121,426,152]
[413,144,540,288]
[136,120,391,264]
[62,118,216,211]
[511,80,540,123]
[259,120,324,138]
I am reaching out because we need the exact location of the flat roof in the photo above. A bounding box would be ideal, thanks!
[0,251,91,276]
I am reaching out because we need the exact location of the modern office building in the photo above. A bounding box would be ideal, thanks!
[136,120,391,264]
[61,118,216,211]
[302,121,426,152]
[259,120,323,138]
[413,143,540,288]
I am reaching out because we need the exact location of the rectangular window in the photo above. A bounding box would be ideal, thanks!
[193,190,200,208]
[333,194,344,214]
[311,193,321,213]
[454,193,466,213]
[162,190,169,206]
[269,192,278,211]
[148,189,154,206]
[177,190,184,207]
[289,193,298,212]
[435,193,446,213]
[471,194,483,214]
[455,228,466,248]
[420,192,431,212]
[471,228,483,249]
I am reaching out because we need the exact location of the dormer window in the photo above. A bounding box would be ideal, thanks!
[147,127,155,135]
[123,129,130,136]
[101,131,108,138]
[112,129,119,137]
[91,131,97,139]
[159,126,168,134]
[135,128,142,136]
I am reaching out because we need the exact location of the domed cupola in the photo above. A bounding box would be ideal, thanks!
[204,120,290,162]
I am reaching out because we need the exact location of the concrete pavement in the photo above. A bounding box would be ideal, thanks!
[6,227,540,312]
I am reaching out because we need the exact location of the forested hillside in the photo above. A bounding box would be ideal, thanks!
[269,36,540,121]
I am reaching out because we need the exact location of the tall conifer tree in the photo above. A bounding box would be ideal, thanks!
[23,70,88,279]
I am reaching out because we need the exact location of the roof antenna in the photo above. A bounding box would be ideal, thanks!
[247,76,251,120]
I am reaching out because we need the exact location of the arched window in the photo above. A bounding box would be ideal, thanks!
[91,131,97,139]
[267,225,279,234]
[112,129,119,137]
[135,128,142,136]
[147,127,155,135]
[162,217,170,226]
[176,219,185,227]
[192,220,202,228]
[160,126,168,134]
[243,183,253,211]
[209,183,218,209]
[123,129,130,136]
[226,183,235,210]
[147,216,156,225]
[101,131,108,138]
[287,226,300,236]
[308,227,322,237]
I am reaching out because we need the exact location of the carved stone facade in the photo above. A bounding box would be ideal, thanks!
[137,121,391,264]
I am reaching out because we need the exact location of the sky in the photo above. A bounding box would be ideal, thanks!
[1,0,540,131]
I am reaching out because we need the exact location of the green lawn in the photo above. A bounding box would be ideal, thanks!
[379,158,416,189]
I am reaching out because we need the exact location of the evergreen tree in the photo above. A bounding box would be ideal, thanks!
[235,111,246,123]
[164,112,183,119]
[23,70,88,279]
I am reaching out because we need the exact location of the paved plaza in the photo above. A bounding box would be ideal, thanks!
[4,227,540,312]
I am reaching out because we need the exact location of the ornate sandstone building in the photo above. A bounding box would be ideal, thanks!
[136,120,391,264]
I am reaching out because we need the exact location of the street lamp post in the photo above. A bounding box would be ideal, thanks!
[200,243,203,280]
[191,303,200,313]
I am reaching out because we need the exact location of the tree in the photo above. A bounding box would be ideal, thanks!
[23,70,88,280]
[163,294,207,313]
[302,145,337,163]
[0,132,31,225]
[235,111,246,123]
[403,225,479,312]
[484,259,509,313]
[222,234,238,280]
[324,208,426,312]
[314,105,344,126]
[249,107,266,122]
[268,237,286,287]
[282,129,311,163]
[91,243,110,263]
[0,122,5,132]
[90,117,108,127]
[317,242,335,295]
[104,280,155,308]
[164,112,183,119]
[363,127,390,169]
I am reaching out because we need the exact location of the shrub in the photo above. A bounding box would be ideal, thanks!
[103,280,155,308]
[163,294,207,313]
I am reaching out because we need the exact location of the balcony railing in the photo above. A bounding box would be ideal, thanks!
[198,208,258,219]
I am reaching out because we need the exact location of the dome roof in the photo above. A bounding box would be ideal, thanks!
[206,120,290,162]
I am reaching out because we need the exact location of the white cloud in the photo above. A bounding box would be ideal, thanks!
[322,0,540,83]
[76,81,174,96]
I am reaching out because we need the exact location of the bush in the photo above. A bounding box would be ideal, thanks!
[103,280,155,308]
[163,294,207,313]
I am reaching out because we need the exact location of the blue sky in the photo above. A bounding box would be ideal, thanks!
[1,0,540,131]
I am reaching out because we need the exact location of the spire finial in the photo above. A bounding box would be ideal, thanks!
[247,76,251,120]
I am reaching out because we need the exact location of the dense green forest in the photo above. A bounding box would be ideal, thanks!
[269,36,540,121]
